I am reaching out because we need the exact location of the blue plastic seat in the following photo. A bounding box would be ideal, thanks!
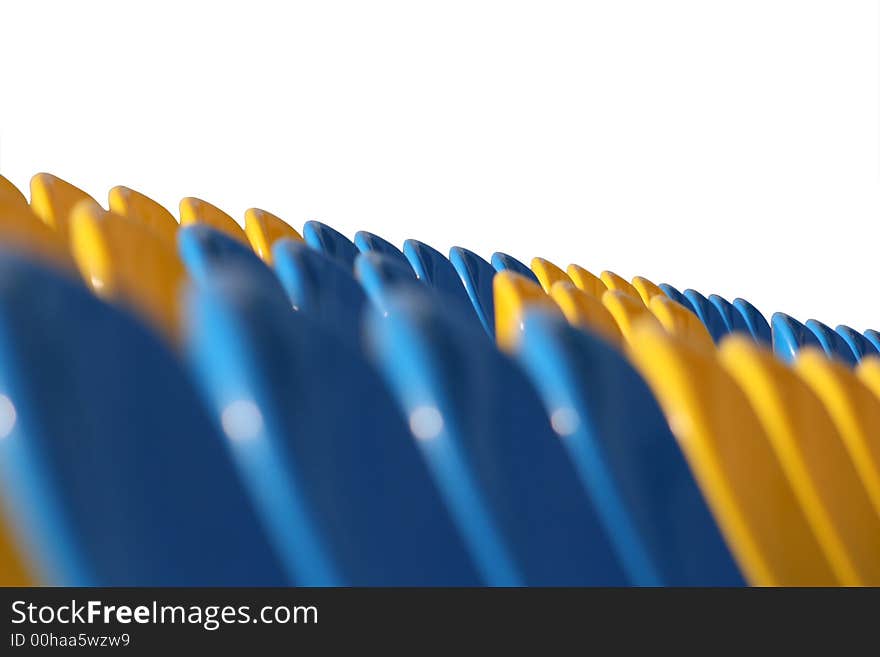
[864,329,880,353]
[183,271,480,586]
[836,324,880,363]
[178,224,286,297]
[365,287,628,585]
[356,251,486,336]
[403,239,477,317]
[354,231,414,273]
[303,220,359,270]
[491,252,540,284]
[449,247,496,338]
[771,312,822,363]
[0,251,288,585]
[683,289,728,343]
[708,294,752,338]
[513,311,743,585]
[272,239,368,354]
[355,250,421,309]
[659,283,692,309]
[806,319,858,367]
[732,297,772,346]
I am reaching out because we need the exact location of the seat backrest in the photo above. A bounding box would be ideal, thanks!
[365,288,627,585]
[0,251,287,585]
[184,272,480,585]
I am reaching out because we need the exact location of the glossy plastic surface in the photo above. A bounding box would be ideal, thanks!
[244,208,302,265]
[683,289,728,343]
[30,173,96,242]
[708,294,752,337]
[549,281,623,348]
[631,276,665,306]
[806,319,858,366]
[493,271,562,352]
[0,252,287,585]
[184,273,481,585]
[366,289,628,585]
[403,239,478,324]
[514,312,743,585]
[354,231,413,273]
[490,252,540,284]
[648,295,715,354]
[303,220,359,270]
[659,283,692,309]
[801,353,880,523]
[600,270,641,301]
[772,312,822,364]
[601,290,662,345]
[627,326,836,585]
[449,247,496,337]
[272,239,368,354]
[179,197,249,246]
[732,298,772,346]
[108,186,179,247]
[70,200,185,342]
[530,258,571,293]
[0,176,73,273]
[836,325,879,363]
[567,264,606,298]
[722,340,880,585]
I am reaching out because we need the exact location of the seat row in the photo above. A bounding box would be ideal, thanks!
[0,172,878,586]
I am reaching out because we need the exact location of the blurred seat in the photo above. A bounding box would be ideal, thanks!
[184,270,481,585]
[3,178,880,587]
[509,310,743,585]
[0,251,288,585]
[70,200,185,342]
[626,325,836,585]
[366,287,627,585]
[721,339,880,585]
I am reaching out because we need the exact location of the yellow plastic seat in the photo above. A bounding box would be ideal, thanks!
[179,197,249,246]
[601,290,662,346]
[530,257,571,294]
[721,340,880,585]
[857,356,880,400]
[29,173,97,243]
[798,352,880,523]
[632,275,665,306]
[600,270,642,301]
[549,281,623,348]
[0,177,74,272]
[108,186,179,248]
[70,200,186,342]
[566,264,606,299]
[649,294,715,353]
[493,270,562,352]
[244,208,303,265]
[0,174,28,209]
[627,325,836,585]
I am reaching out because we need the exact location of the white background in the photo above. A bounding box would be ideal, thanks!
[1,1,877,329]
